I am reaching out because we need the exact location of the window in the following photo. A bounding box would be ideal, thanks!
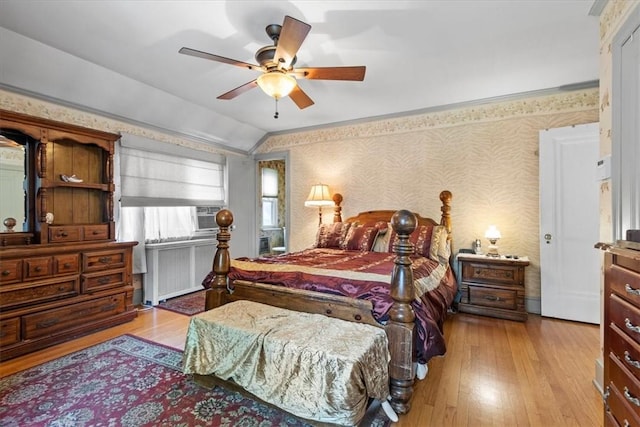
[261,167,278,228]
[262,198,278,228]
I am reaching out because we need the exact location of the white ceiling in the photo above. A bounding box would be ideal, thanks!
[0,1,600,154]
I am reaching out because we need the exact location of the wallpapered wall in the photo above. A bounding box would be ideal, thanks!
[258,89,599,311]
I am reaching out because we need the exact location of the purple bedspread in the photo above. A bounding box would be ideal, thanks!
[203,248,457,363]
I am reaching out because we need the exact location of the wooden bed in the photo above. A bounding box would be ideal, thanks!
[202,190,455,415]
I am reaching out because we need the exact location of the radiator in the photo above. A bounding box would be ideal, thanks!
[143,238,216,305]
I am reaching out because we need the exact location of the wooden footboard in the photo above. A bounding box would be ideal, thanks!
[204,190,453,415]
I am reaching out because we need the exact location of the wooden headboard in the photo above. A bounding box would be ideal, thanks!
[342,190,452,233]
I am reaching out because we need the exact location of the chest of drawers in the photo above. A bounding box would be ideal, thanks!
[457,253,529,321]
[604,246,640,426]
[0,241,137,360]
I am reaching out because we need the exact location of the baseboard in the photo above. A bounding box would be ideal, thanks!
[593,357,604,396]
[133,288,143,306]
[525,297,541,314]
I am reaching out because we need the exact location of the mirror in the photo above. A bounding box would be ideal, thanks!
[0,131,29,233]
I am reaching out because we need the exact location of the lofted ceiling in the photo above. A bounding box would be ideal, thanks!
[0,1,600,154]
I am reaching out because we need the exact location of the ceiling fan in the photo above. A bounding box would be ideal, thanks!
[179,15,366,117]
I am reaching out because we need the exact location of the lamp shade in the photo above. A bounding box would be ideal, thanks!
[257,71,297,99]
[485,225,502,240]
[304,184,333,207]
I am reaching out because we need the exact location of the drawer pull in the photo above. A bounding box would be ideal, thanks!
[624,318,640,334]
[626,284,640,296]
[97,277,111,285]
[63,263,71,269]
[58,286,67,291]
[2,270,11,276]
[623,386,640,407]
[101,303,117,312]
[34,266,42,272]
[59,231,68,237]
[98,256,112,264]
[624,351,640,369]
[624,420,630,427]
[484,295,502,302]
[37,318,59,329]
[92,230,100,235]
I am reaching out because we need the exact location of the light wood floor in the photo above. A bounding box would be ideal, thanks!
[0,308,602,427]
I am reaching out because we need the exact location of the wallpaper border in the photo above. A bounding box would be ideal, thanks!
[257,88,599,153]
[0,89,232,156]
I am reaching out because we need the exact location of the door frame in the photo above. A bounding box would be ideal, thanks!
[612,6,640,241]
[254,151,290,255]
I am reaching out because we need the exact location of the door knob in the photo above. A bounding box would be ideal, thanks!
[544,233,552,243]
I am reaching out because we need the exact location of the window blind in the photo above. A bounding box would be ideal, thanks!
[261,167,278,197]
[119,134,226,207]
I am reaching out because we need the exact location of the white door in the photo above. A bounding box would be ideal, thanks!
[539,123,600,324]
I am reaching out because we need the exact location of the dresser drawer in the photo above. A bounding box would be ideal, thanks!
[22,293,125,340]
[0,318,20,347]
[83,249,126,272]
[468,285,517,310]
[608,381,640,427]
[609,264,640,306]
[610,353,640,420]
[0,259,22,285]
[0,277,79,310]
[54,254,79,275]
[610,323,640,382]
[611,294,640,346]
[24,256,53,280]
[461,262,520,286]
[82,269,126,293]
[83,224,109,241]
[49,225,82,243]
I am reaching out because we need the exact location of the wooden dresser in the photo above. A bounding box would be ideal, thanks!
[604,245,640,426]
[457,253,529,321]
[0,111,137,361]
[0,241,137,360]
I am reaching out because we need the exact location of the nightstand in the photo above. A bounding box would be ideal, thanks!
[457,253,529,321]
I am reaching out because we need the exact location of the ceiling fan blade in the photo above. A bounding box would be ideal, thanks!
[289,85,314,109]
[274,16,311,69]
[217,80,259,100]
[179,47,262,71]
[292,66,366,81]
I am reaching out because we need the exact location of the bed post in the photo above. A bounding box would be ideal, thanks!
[205,209,234,311]
[332,193,343,223]
[439,190,453,254]
[387,209,417,414]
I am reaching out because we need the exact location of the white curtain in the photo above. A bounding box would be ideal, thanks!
[143,206,194,243]
[118,207,147,274]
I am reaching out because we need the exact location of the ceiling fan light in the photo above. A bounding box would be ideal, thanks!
[257,72,297,99]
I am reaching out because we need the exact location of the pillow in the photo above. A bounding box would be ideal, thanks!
[342,221,388,252]
[314,222,352,248]
[430,225,451,263]
[372,222,392,252]
[387,224,435,257]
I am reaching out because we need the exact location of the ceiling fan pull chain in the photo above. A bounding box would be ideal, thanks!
[274,98,279,119]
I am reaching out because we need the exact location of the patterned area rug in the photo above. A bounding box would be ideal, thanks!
[157,290,206,315]
[0,335,390,427]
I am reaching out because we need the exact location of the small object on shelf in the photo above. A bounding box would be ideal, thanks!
[3,217,16,232]
[60,174,83,183]
[473,238,483,254]
[45,212,54,225]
